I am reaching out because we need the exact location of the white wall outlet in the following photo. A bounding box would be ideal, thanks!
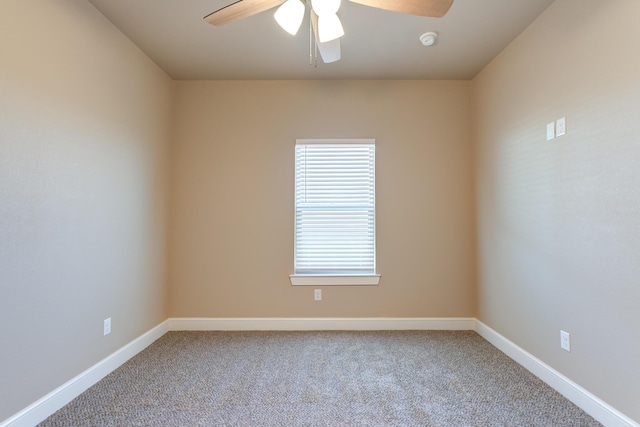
[546,122,555,140]
[560,330,571,352]
[314,289,322,301]
[556,117,566,137]
[104,318,111,336]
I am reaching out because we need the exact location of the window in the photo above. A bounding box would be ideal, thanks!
[290,139,380,286]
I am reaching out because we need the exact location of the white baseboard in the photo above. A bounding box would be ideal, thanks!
[474,320,639,427]
[5,318,636,427]
[0,320,169,427]
[167,317,476,331]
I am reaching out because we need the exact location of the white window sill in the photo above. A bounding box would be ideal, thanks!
[289,275,381,286]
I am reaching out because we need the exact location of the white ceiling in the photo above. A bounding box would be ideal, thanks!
[88,0,555,80]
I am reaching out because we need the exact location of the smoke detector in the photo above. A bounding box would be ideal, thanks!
[419,32,438,46]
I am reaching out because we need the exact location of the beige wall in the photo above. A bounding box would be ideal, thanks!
[0,0,173,420]
[472,0,640,421]
[169,80,475,318]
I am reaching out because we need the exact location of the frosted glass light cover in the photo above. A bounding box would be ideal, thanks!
[318,13,344,42]
[312,0,340,16]
[274,0,305,35]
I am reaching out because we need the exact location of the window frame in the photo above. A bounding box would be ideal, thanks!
[289,138,381,286]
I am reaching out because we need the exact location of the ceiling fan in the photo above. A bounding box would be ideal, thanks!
[204,0,453,64]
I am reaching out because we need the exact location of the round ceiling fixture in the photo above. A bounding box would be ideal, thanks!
[419,32,438,46]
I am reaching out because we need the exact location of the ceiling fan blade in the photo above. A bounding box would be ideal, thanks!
[349,0,453,18]
[311,11,341,63]
[204,0,286,26]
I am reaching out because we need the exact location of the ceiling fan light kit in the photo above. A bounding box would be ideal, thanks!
[311,0,341,16]
[317,13,345,43]
[311,0,344,43]
[204,0,454,64]
[274,0,305,35]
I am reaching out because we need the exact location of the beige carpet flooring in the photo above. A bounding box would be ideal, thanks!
[38,330,602,426]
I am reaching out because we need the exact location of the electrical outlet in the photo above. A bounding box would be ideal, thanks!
[556,117,566,137]
[560,330,570,352]
[104,318,111,336]
[547,122,555,140]
[314,289,322,301]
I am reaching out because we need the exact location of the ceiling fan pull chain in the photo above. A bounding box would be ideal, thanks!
[313,12,318,68]
[309,11,312,66]
[308,9,318,68]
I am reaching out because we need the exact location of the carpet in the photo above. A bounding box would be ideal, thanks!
[38,330,602,426]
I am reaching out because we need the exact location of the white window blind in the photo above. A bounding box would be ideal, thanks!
[294,139,376,276]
